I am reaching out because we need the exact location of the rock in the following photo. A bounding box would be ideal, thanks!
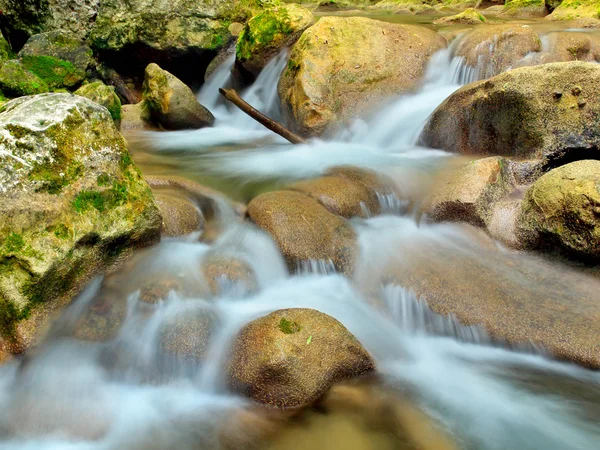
[455,25,541,79]
[501,0,547,17]
[566,17,600,27]
[88,0,259,84]
[142,63,215,130]
[18,30,94,72]
[421,62,600,163]
[139,278,182,304]
[433,8,487,25]
[517,160,600,261]
[247,191,356,274]
[159,310,216,362]
[75,81,122,122]
[0,0,100,49]
[236,4,314,78]
[0,34,12,66]
[119,102,153,132]
[20,54,86,90]
[228,308,375,408]
[278,17,446,136]
[201,255,257,296]
[0,59,47,96]
[72,287,127,341]
[205,41,236,82]
[548,0,600,20]
[289,167,399,218]
[515,31,600,67]
[0,93,161,354]
[154,192,204,237]
[423,157,514,227]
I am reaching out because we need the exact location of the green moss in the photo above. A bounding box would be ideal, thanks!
[48,224,71,240]
[236,7,294,61]
[3,233,25,253]
[21,55,85,90]
[72,181,129,214]
[279,317,302,334]
[0,59,48,97]
[504,0,545,9]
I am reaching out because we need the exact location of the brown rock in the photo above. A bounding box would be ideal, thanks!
[159,311,216,362]
[228,308,375,408]
[154,192,204,237]
[201,255,257,296]
[247,191,357,274]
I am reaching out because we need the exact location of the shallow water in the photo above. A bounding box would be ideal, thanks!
[2,16,600,450]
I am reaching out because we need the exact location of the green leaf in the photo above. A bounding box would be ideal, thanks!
[306,335,312,345]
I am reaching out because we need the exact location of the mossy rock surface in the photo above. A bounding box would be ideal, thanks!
[513,31,600,67]
[18,30,94,72]
[75,81,122,122]
[142,63,215,130]
[517,160,600,261]
[278,17,446,136]
[421,62,600,162]
[0,59,48,97]
[434,7,487,24]
[548,0,600,20]
[247,190,357,274]
[236,4,314,77]
[21,54,85,90]
[0,34,12,67]
[502,0,548,17]
[228,308,375,409]
[0,93,161,352]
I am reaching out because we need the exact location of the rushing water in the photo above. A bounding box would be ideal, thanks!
[2,24,600,450]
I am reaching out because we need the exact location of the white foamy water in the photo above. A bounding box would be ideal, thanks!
[2,32,600,450]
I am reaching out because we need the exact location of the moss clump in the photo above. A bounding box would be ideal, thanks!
[504,0,545,10]
[75,81,123,121]
[30,160,84,194]
[72,181,129,213]
[0,59,48,97]
[3,233,25,253]
[236,8,294,61]
[278,317,302,334]
[21,55,85,89]
[549,0,600,19]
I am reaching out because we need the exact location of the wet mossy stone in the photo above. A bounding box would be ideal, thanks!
[0,93,161,352]
[0,34,12,66]
[502,0,548,17]
[18,30,94,72]
[549,0,600,20]
[21,54,85,90]
[228,308,375,409]
[75,81,122,122]
[434,8,487,24]
[0,59,48,97]
[236,4,314,78]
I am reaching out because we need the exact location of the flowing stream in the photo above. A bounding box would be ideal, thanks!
[1,22,600,450]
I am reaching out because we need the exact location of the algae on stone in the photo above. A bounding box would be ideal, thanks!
[21,54,85,90]
[0,59,48,97]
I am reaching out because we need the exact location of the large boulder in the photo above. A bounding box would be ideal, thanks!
[0,59,47,97]
[0,93,161,354]
[454,25,542,79]
[88,0,260,83]
[278,17,446,136]
[75,81,122,122]
[548,0,600,20]
[0,34,12,66]
[516,160,600,261]
[423,157,514,227]
[421,62,600,163]
[515,31,600,67]
[228,308,375,408]
[501,0,547,17]
[433,8,487,24]
[236,4,314,79]
[20,54,86,90]
[142,63,215,130]
[18,30,94,72]
[247,191,357,274]
[154,192,204,237]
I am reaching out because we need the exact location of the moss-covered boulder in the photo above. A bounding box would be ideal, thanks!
[278,17,446,136]
[421,62,600,163]
[247,191,356,274]
[434,8,487,24]
[423,157,514,227]
[548,0,600,20]
[517,160,600,261]
[18,30,94,72]
[228,308,375,409]
[0,93,161,354]
[0,59,47,97]
[20,54,86,90]
[236,4,314,78]
[142,63,215,130]
[502,0,548,17]
[0,34,12,66]
[455,25,541,79]
[75,81,122,122]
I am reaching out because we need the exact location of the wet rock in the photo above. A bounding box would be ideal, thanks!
[201,255,257,296]
[421,62,600,162]
[515,31,600,67]
[517,160,600,261]
[119,102,154,132]
[548,0,600,20]
[0,34,12,67]
[228,308,375,408]
[19,54,86,90]
[0,59,47,96]
[501,0,547,17]
[455,25,541,79]
[247,191,357,274]
[236,4,314,79]
[423,157,514,227]
[18,30,94,72]
[566,17,600,27]
[154,193,204,237]
[205,40,236,82]
[434,8,487,25]
[0,93,161,354]
[159,310,216,362]
[139,279,183,304]
[73,288,127,341]
[278,17,446,136]
[142,63,215,130]
[75,81,122,122]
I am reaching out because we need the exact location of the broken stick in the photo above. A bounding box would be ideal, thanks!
[218,88,306,145]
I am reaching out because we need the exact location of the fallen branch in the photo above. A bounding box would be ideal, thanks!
[219,88,306,145]
[98,64,141,105]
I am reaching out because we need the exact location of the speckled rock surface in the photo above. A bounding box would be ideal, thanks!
[75,81,122,121]
[228,308,375,408]
[0,93,161,354]
[19,30,94,72]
